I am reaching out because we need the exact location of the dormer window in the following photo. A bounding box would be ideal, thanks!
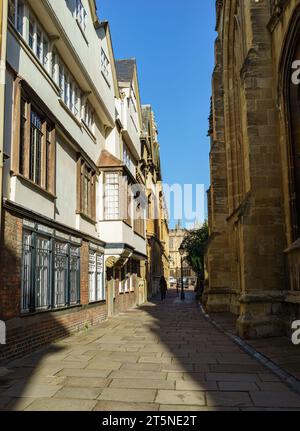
[101,48,110,82]
[76,0,87,33]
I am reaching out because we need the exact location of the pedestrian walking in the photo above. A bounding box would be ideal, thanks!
[159,275,167,301]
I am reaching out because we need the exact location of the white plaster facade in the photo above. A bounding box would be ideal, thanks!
[3,0,147,305]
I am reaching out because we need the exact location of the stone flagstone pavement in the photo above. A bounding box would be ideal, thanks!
[1,290,300,411]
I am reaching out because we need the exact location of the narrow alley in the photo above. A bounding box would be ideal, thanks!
[1,290,300,411]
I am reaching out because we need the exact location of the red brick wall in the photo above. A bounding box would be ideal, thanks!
[0,209,108,363]
[0,210,22,320]
[0,302,107,362]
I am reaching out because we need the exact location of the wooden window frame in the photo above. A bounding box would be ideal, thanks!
[77,156,96,222]
[12,79,56,196]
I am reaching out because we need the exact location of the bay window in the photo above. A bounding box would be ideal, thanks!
[104,172,120,220]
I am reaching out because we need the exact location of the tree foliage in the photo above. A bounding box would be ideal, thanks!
[181,221,209,280]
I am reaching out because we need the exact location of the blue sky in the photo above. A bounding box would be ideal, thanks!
[97,0,216,228]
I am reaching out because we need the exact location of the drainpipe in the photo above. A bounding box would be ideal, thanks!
[0,0,8,233]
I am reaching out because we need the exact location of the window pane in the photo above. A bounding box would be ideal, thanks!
[29,109,43,185]
[83,168,91,216]
[70,246,80,304]
[29,15,34,49]
[43,39,48,67]
[17,1,24,35]
[54,242,68,307]
[96,254,104,300]
[35,236,51,310]
[89,251,96,302]
[21,231,32,312]
[51,50,56,81]
[45,125,51,190]
[19,98,26,175]
[36,27,42,60]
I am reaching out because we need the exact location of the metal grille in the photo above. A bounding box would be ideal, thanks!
[69,246,80,304]
[54,242,68,307]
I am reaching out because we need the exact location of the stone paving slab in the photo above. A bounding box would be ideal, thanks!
[54,386,102,400]
[93,401,159,411]
[156,390,206,406]
[25,398,97,411]
[99,388,157,403]
[109,378,175,390]
[1,290,300,411]
[206,392,253,407]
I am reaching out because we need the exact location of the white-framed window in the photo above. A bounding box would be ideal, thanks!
[89,251,105,302]
[101,48,110,81]
[84,101,95,132]
[104,172,120,221]
[123,144,134,172]
[76,0,87,33]
[27,10,49,72]
[57,57,81,118]
[8,0,25,36]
